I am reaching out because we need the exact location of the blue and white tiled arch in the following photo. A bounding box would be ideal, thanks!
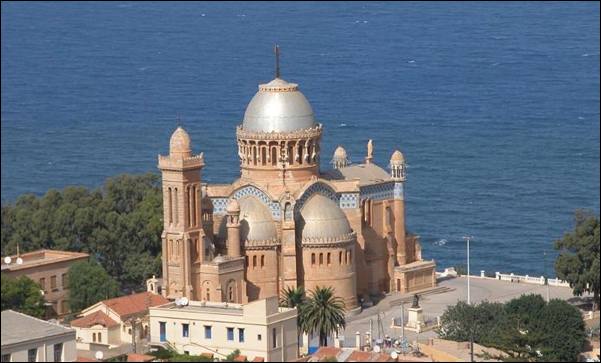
[212,186,281,220]
[295,183,340,213]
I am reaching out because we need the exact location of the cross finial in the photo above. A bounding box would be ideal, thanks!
[272,45,282,79]
[177,114,182,127]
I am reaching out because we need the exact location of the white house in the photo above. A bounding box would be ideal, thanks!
[1,310,76,362]
[71,292,168,350]
[149,296,298,362]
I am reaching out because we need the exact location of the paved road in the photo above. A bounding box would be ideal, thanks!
[337,276,590,348]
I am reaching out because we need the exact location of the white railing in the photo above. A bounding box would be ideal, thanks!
[494,272,571,287]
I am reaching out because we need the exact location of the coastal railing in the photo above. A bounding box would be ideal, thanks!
[494,272,570,287]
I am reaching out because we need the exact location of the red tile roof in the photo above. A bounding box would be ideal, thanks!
[77,358,100,362]
[234,355,247,362]
[71,311,119,328]
[100,292,169,320]
[127,353,156,362]
[252,357,265,362]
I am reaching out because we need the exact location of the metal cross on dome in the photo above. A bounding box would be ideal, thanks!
[273,45,283,79]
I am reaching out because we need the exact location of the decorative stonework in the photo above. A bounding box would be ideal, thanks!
[244,238,281,251]
[236,125,322,141]
[211,186,281,220]
[339,193,359,210]
[360,182,395,202]
[301,231,357,248]
[295,183,339,213]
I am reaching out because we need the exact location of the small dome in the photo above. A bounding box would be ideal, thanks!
[169,126,192,158]
[239,198,277,241]
[299,194,352,240]
[226,199,241,214]
[390,150,405,163]
[242,78,316,133]
[334,146,347,158]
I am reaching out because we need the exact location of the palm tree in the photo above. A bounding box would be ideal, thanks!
[280,286,306,357]
[301,286,347,347]
[279,286,305,309]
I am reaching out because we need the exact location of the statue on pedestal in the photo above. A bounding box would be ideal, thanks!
[411,294,420,309]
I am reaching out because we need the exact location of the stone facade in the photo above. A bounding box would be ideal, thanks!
[158,69,436,312]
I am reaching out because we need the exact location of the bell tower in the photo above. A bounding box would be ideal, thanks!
[158,126,205,299]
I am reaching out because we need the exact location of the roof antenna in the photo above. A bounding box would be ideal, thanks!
[272,45,282,79]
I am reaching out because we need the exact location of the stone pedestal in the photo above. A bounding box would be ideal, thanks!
[406,307,424,332]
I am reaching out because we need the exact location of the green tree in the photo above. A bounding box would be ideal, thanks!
[554,210,600,310]
[439,294,586,362]
[66,260,121,312]
[538,299,585,362]
[1,275,46,318]
[300,286,346,347]
[1,173,163,292]
[280,286,306,357]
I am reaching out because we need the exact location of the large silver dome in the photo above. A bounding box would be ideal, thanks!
[299,194,352,240]
[242,78,316,133]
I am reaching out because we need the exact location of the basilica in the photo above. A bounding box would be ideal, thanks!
[158,52,436,313]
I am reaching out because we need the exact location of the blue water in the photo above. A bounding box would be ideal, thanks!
[2,2,599,277]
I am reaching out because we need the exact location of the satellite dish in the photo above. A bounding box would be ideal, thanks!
[180,297,189,306]
[391,351,398,360]
[95,351,104,360]
[373,345,381,353]
[4,257,12,265]
[16,257,23,265]
[175,297,182,307]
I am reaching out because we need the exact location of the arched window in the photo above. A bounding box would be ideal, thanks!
[253,146,257,166]
[173,188,179,224]
[298,143,303,165]
[229,285,235,302]
[327,253,331,266]
[271,147,278,166]
[261,255,265,268]
[128,328,132,335]
[186,187,191,227]
[253,256,257,268]
[349,250,353,264]
[339,251,343,265]
[311,253,316,266]
[98,332,102,343]
[168,187,173,224]
[319,253,324,266]
[261,147,267,166]
[345,251,349,265]
[386,207,393,229]
[93,333,96,343]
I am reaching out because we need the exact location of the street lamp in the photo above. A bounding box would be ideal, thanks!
[463,236,473,305]
[543,250,550,303]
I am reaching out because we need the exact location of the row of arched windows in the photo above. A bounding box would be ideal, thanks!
[310,251,352,267]
[246,255,266,269]
[167,185,201,228]
[92,332,102,343]
[238,139,320,167]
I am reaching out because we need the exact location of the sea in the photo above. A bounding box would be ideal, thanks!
[1,2,599,277]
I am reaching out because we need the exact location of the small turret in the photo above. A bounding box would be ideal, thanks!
[390,150,406,181]
[332,146,349,169]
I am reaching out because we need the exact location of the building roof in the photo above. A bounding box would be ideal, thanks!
[323,163,391,185]
[243,78,316,133]
[311,347,393,362]
[1,310,75,348]
[127,353,156,362]
[1,249,89,272]
[169,126,192,158]
[299,194,352,240]
[88,292,169,321]
[70,311,119,329]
